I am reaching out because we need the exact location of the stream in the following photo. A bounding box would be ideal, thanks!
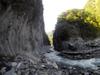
[45,51,100,70]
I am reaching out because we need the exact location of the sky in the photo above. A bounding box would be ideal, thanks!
[43,0,88,33]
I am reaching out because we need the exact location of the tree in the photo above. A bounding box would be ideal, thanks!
[53,9,100,51]
[84,0,100,24]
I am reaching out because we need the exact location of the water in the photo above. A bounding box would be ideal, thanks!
[45,51,100,70]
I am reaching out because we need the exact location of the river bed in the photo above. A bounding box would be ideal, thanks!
[45,51,100,70]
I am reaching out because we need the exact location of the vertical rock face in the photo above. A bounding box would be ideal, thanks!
[0,0,50,56]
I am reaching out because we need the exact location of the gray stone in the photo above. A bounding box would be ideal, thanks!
[0,0,50,57]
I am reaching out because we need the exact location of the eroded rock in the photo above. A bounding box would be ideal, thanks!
[0,0,50,57]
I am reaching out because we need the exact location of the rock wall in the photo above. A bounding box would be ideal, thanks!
[53,20,100,51]
[0,0,50,56]
[53,21,80,51]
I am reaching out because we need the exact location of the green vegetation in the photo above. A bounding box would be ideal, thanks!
[58,9,99,27]
[47,31,53,46]
[58,0,100,28]
[85,0,100,25]
[48,0,100,44]
[58,9,100,39]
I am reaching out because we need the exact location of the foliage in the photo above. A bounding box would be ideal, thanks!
[58,9,99,27]
[58,9,100,39]
[84,0,100,25]
[47,31,53,46]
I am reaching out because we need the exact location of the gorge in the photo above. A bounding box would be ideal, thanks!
[0,0,100,75]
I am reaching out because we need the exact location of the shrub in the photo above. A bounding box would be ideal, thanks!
[57,9,100,40]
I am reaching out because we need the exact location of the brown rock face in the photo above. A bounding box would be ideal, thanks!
[0,0,50,56]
